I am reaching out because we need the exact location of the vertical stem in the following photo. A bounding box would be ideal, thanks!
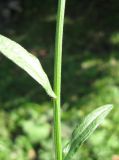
[53,0,66,160]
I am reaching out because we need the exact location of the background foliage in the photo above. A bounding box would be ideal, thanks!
[0,0,119,159]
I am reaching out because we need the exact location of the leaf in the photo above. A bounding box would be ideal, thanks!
[0,35,56,98]
[63,104,113,160]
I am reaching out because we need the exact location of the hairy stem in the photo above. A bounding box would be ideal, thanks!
[53,0,66,160]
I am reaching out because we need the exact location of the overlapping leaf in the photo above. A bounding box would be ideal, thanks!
[63,104,113,160]
[0,35,56,98]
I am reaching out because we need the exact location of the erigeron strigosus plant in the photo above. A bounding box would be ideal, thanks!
[0,0,113,160]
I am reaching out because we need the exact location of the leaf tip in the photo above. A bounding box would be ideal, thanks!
[104,104,113,111]
[49,91,57,99]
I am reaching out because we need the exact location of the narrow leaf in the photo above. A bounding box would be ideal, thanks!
[63,104,113,160]
[0,35,56,98]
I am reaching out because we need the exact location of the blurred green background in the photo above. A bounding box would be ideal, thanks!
[0,0,119,160]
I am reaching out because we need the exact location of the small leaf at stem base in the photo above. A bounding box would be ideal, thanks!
[63,104,113,160]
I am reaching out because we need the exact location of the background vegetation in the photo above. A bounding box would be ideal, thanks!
[0,0,119,159]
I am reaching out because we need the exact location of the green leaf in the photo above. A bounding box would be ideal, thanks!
[0,35,56,98]
[63,104,113,160]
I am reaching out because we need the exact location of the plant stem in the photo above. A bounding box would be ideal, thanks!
[53,0,66,160]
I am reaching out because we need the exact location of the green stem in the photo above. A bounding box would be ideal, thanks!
[53,0,66,160]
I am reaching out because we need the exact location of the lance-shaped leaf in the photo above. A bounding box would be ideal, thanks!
[63,104,113,160]
[0,34,56,98]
